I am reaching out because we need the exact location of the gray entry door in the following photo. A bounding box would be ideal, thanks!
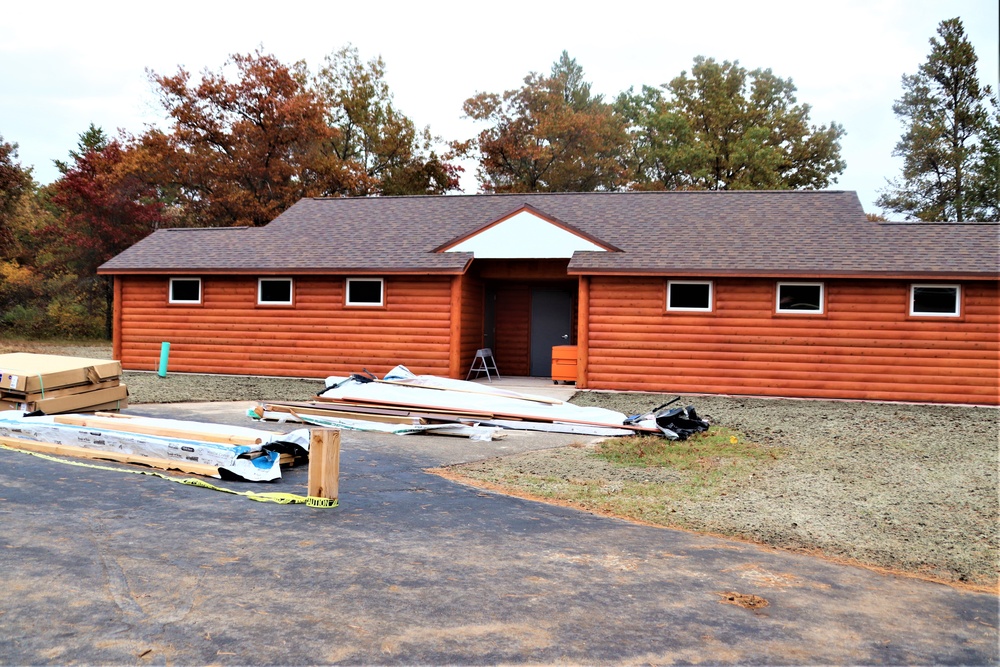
[530,289,573,376]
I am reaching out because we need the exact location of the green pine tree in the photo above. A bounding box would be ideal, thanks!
[877,17,999,221]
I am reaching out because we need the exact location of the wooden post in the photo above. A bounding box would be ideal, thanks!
[577,275,589,389]
[449,274,463,378]
[308,428,340,501]
[112,276,123,362]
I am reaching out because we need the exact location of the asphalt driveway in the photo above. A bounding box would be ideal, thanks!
[0,402,996,665]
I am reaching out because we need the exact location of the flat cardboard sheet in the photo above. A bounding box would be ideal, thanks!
[0,384,128,414]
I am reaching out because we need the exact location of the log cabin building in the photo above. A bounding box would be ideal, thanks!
[98,191,1000,405]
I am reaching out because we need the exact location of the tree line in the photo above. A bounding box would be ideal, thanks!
[0,18,996,339]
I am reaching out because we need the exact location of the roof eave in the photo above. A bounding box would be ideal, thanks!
[98,262,473,277]
[566,267,1000,281]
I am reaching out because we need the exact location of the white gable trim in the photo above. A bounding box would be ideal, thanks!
[443,210,608,259]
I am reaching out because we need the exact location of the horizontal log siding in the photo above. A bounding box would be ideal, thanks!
[586,277,999,404]
[119,275,453,378]
[460,275,485,373]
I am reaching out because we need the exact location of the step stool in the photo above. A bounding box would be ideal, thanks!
[466,348,500,382]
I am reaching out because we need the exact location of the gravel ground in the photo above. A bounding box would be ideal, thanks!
[509,392,998,589]
[5,341,998,588]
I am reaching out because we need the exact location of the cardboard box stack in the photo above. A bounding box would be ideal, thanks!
[0,353,128,414]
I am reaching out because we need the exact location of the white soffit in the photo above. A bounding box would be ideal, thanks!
[444,210,607,258]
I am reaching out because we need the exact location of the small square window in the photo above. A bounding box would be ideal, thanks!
[169,278,201,304]
[668,281,713,311]
[346,278,384,306]
[258,278,293,305]
[910,285,960,317]
[776,283,824,314]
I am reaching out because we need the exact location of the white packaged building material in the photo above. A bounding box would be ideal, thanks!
[0,411,309,481]
[322,366,628,428]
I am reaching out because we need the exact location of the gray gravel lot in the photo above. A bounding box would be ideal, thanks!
[524,392,998,588]
[6,342,999,589]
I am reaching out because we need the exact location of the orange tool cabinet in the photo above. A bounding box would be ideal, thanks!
[551,345,578,384]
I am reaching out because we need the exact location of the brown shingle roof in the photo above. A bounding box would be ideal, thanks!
[98,191,1000,278]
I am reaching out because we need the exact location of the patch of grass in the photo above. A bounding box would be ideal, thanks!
[451,426,783,530]
[594,426,769,469]
[593,426,779,497]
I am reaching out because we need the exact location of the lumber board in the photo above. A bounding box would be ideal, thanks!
[328,394,497,419]
[308,429,340,501]
[0,434,220,477]
[259,402,423,425]
[269,401,414,417]
[314,396,490,420]
[52,415,263,445]
[480,419,634,437]
[369,378,562,404]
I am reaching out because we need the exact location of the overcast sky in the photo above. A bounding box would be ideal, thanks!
[2,0,997,216]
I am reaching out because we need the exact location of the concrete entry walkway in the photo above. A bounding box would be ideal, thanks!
[467,374,580,401]
[0,403,996,665]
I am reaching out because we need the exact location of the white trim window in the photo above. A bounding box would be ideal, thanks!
[667,280,713,312]
[346,278,384,306]
[168,278,202,304]
[776,282,824,314]
[258,278,293,305]
[910,284,961,317]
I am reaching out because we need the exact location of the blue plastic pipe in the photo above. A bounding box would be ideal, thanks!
[158,342,170,378]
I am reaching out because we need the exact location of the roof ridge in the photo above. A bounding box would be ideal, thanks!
[163,226,254,232]
[309,190,853,201]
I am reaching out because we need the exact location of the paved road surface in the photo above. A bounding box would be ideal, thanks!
[0,402,996,665]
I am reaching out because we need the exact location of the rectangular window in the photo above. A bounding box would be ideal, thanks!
[169,278,202,304]
[776,282,824,314]
[346,278,384,306]
[910,284,960,317]
[258,278,293,305]
[667,281,713,312]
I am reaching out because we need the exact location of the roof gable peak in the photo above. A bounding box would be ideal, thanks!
[435,203,619,258]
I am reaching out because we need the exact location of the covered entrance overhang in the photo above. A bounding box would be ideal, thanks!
[474,259,577,378]
[437,204,617,384]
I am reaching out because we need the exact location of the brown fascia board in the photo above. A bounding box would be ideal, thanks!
[566,267,1000,281]
[98,260,475,277]
[432,202,622,253]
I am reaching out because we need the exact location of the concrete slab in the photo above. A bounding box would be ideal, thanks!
[468,375,580,402]
[0,402,996,665]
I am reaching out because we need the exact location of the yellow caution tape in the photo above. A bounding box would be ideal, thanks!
[0,442,337,508]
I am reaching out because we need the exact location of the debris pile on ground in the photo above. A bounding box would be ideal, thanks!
[0,411,309,481]
[0,353,128,414]
[623,397,711,439]
[251,365,708,440]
